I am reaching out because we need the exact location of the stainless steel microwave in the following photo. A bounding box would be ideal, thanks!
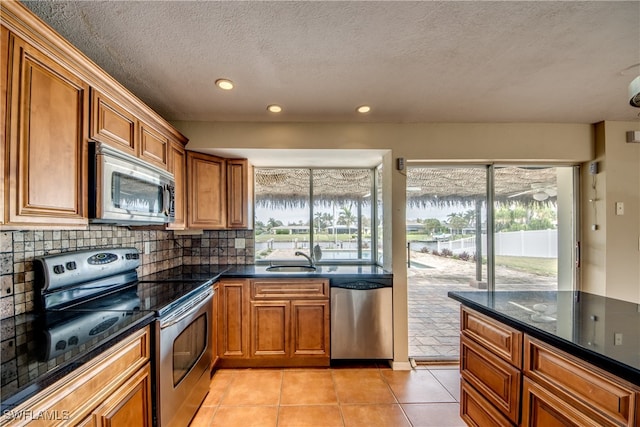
[90,142,175,225]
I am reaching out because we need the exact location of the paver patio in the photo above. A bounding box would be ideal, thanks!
[407,252,557,360]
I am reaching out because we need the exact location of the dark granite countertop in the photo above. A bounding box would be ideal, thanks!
[0,263,391,409]
[448,290,640,385]
[0,309,154,411]
[220,263,392,280]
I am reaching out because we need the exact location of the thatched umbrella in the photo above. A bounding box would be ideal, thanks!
[255,166,558,207]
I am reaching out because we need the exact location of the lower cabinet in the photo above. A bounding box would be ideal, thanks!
[522,336,640,427]
[80,363,152,427]
[459,307,640,427]
[0,326,151,426]
[217,278,330,368]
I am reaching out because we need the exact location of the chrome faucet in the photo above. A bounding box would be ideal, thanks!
[294,251,315,267]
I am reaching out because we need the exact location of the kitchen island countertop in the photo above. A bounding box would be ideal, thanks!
[448,290,640,385]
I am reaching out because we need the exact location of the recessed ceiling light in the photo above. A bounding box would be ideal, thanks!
[356,105,371,114]
[267,104,282,113]
[215,79,234,90]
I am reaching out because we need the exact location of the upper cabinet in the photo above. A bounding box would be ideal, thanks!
[226,159,254,230]
[1,2,188,229]
[187,151,227,229]
[2,29,89,228]
[167,140,187,230]
[138,121,168,170]
[90,90,169,170]
[185,152,254,230]
[90,89,137,156]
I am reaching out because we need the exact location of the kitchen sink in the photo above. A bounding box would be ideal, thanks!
[266,265,316,272]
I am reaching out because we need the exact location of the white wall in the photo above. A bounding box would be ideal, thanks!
[582,121,640,303]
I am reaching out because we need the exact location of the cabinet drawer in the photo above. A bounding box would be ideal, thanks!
[250,279,329,299]
[1,326,150,426]
[522,376,615,427]
[524,336,639,427]
[461,379,515,427]
[461,335,521,424]
[461,306,522,367]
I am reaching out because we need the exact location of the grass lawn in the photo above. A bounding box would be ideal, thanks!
[494,256,557,276]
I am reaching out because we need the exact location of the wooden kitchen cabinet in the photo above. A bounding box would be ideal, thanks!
[522,335,640,427]
[186,151,227,229]
[218,279,330,368]
[83,362,152,427]
[90,89,137,156]
[250,279,329,363]
[290,299,330,358]
[167,139,187,230]
[226,159,254,229]
[0,326,151,426]
[2,30,88,228]
[217,279,249,359]
[90,89,168,170]
[138,121,168,170]
[185,152,254,230]
[251,300,290,357]
[458,306,640,427]
[460,306,522,426]
[460,378,514,427]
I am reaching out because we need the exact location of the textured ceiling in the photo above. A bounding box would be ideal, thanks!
[22,1,640,124]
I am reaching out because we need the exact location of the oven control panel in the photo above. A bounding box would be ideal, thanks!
[35,248,141,292]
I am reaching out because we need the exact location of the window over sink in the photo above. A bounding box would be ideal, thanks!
[254,167,380,264]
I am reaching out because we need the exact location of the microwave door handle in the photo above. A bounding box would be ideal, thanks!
[162,185,170,216]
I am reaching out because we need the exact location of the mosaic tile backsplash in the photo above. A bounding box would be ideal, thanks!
[0,226,255,320]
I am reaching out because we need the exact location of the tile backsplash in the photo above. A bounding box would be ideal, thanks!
[0,226,254,320]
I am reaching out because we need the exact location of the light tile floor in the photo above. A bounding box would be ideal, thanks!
[190,364,465,427]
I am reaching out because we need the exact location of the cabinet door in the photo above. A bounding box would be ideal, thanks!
[5,34,88,227]
[291,300,329,358]
[218,280,248,358]
[251,301,290,357]
[226,159,253,229]
[166,140,187,230]
[139,121,168,170]
[90,89,136,156]
[187,151,226,229]
[89,362,153,427]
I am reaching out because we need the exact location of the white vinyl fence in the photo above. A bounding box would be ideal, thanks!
[412,229,558,258]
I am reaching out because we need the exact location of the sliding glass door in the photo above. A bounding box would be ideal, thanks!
[406,164,578,360]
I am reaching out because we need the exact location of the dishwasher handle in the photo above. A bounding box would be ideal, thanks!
[330,280,391,290]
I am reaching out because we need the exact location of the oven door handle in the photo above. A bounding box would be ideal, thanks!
[160,288,213,329]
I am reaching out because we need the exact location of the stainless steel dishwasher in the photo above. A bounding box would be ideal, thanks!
[330,277,393,359]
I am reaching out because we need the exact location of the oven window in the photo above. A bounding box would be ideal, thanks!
[172,313,207,386]
[112,172,163,213]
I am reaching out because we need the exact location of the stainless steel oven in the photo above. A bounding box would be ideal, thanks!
[34,249,217,427]
[90,141,175,225]
[155,286,213,427]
